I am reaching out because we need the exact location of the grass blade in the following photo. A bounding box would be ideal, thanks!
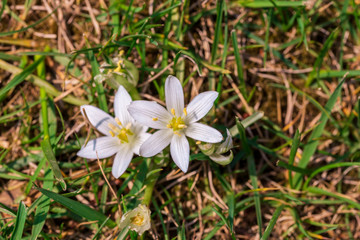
[36,187,117,228]
[0,7,57,37]
[261,204,285,240]
[31,169,54,240]
[236,118,263,237]
[231,30,246,98]
[306,29,339,86]
[41,137,66,190]
[0,55,45,101]
[288,130,301,188]
[87,50,108,112]
[10,201,27,240]
[293,79,345,189]
[0,59,88,105]
[307,187,360,210]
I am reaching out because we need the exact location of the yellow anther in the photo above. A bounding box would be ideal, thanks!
[108,123,119,132]
[130,213,144,226]
[109,131,115,137]
[118,128,129,143]
[114,61,122,72]
[167,124,172,128]
[125,122,132,129]
[196,141,201,145]
[152,117,158,121]
[119,50,124,56]
[178,124,187,129]
[115,117,122,126]
[183,108,187,116]
[171,108,176,116]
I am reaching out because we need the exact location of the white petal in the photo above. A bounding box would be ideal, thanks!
[140,129,173,157]
[165,75,184,116]
[170,134,189,173]
[114,86,133,125]
[81,105,117,136]
[185,91,218,123]
[131,132,152,155]
[128,101,172,129]
[209,151,234,166]
[112,145,133,178]
[216,129,233,154]
[185,123,223,143]
[77,136,120,159]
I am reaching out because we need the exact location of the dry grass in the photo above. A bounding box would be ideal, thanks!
[0,0,360,239]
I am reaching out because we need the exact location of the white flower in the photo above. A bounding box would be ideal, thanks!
[128,75,223,173]
[119,204,151,235]
[77,86,150,178]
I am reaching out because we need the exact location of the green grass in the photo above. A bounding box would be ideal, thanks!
[0,0,359,239]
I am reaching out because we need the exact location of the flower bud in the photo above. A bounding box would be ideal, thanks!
[198,142,216,156]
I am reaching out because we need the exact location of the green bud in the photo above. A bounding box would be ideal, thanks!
[198,142,216,156]
[210,150,234,166]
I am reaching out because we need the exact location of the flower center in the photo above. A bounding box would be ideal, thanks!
[130,213,145,226]
[166,108,187,136]
[108,118,133,143]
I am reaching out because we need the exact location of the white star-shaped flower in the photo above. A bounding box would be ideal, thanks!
[128,75,223,173]
[77,86,150,178]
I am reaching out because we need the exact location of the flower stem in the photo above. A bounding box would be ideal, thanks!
[142,173,159,207]
[141,159,161,206]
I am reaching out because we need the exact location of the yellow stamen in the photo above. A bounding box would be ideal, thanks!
[114,61,122,72]
[152,117,158,121]
[115,117,122,126]
[196,141,201,145]
[119,128,129,143]
[167,124,172,128]
[108,123,118,132]
[119,50,124,56]
[107,122,133,143]
[177,124,187,129]
[125,122,132,129]
[130,213,144,226]
[171,108,176,116]
[183,108,187,116]
[174,131,181,136]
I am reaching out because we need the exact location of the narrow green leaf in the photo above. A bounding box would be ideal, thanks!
[0,202,16,217]
[236,0,305,8]
[303,161,359,189]
[231,30,246,97]
[306,29,339,86]
[0,7,57,37]
[227,192,235,232]
[41,137,66,190]
[293,79,345,189]
[87,50,108,112]
[0,55,45,100]
[211,207,230,230]
[203,223,224,240]
[36,187,117,228]
[261,204,285,240]
[10,202,27,240]
[0,59,88,105]
[288,130,301,188]
[31,169,54,240]
[307,187,360,210]
[236,118,262,237]
[0,0,7,20]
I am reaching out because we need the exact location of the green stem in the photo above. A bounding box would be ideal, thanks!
[142,174,160,207]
